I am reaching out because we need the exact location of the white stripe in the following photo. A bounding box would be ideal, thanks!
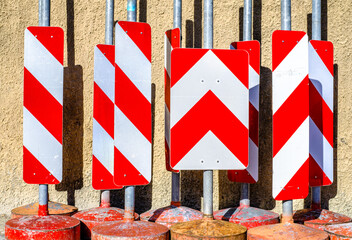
[309,42,334,112]
[24,29,63,105]
[23,107,62,182]
[94,46,115,103]
[93,119,114,175]
[165,104,170,146]
[114,105,151,182]
[173,131,246,170]
[273,117,309,199]
[247,138,259,182]
[273,35,308,114]
[164,34,173,76]
[309,117,333,183]
[115,23,151,102]
[249,66,260,111]
[171,50,249,128]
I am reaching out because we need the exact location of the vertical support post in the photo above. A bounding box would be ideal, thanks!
[240,0,252,208]
[281,0,293,223]
[38,0,50,217]
[127,0,137,22]
[203,0,213,219]
[311,0,322,210]
[171,0,182,206]
[100,0,114,208]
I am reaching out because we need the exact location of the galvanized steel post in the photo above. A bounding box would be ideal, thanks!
[127,0,137,22]
[173,0,182,30]
[38,184,48,216]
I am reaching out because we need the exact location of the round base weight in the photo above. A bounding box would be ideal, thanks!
[294,208,351,230]
[11,201,78,218]
[5,215,80,240]
[325,222,352,240]
[213,206,279,229]
[72,207,139,239]
[91,220,169,239]
[140,205,203,228]
[247,222,329,240]
[170,219,247,239]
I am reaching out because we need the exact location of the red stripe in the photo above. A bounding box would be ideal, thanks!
[275,158,309,200]
[117,21,151,62]
[165,68,171,110]
[24,67,62,144]
[309,154,332,187]
[249,102,259,146]
[115,64,151,142]
[92,155,123,190]
[310,40,334,76]
[27,27,64,65]
[170,91,248,168]
[114,147,149,186]
[23,146,59,184]
[228,170,256,184]
[309,80,333,146]
[166,28,181,49]
[232,41,261,74]
[273,76,309,157]
[93,82,114,139]
[97,44,115,66]
[165,141,178,173]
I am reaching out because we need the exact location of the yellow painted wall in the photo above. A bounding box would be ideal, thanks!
[0,0,352,231]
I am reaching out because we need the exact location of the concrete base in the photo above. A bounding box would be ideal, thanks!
[91,220,169,239]
[325,222,352,240]
[213,206,279,229]
[11,201,78,218]
[5,215,80,240]
[140,205,203,228]
[170,218,247,239]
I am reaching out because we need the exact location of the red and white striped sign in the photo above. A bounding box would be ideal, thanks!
[92,45,122,190]
[23,27,64,184]
[308,40,334,187]
[165,28,180,173]
[114,21,152,186]
[228,41,260,183]
[272,30,309,200]
[170,49,249,170]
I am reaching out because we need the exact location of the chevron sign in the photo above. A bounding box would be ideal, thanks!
[272,30,309,200]
[308,40,334,187]
[92,45,122,190]
[228,40,260,183]
[114,21,152,186]
[23,27,64,184]
[170,49,249,170]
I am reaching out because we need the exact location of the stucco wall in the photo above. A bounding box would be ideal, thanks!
[0,0,351,230]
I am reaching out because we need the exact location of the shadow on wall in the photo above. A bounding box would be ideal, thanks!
[55,0,84,206]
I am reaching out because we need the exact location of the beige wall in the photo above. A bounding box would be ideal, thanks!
[1,0,352,226]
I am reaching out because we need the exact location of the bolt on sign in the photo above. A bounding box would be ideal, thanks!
[308,40,334,187]
[92,44,122,190]
[113,21,152,186]
[23,27,64,184]
[164,28,180,173]
[170,49,249,170]
[228,40,260,183]
[272,30,309,200]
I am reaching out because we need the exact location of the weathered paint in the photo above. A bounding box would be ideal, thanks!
[11,201,78,218]
[294,208,351,230]
[5,215,80,239]
[140,205,203,228]
[91,220,169,239]
[247,222,329,240]
[325,222,352,240]
[170,219,247,239]
[213,206,279,229]
[72,207,139,240]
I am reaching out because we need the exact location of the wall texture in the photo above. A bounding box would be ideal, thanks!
[0,0,351,230]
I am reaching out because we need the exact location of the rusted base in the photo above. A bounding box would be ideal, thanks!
[294,208,351,230]
[213,206,279,229]
[11,201,78,219]
[325,222,352,240]
[91,220,169,239]
[170,219,247,239]
[140,205,203,228]
[72,207,139,240]
[247,222,329,240]
[5,215,80,240]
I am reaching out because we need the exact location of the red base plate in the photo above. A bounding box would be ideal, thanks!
[11,201,77,218]
[325,222,352,240]
[213,206,280,229]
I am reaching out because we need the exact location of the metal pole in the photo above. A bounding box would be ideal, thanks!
[127,0,137,22]
[281,0,293,223]
[38,0,50,217]
[173,0,182,30]
[239,0,252,208]
[203,0,213,218]
[311,0,322,210]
